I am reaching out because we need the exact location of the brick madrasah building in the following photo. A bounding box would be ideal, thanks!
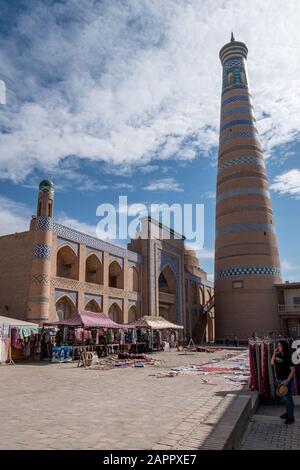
[0,179,215,343]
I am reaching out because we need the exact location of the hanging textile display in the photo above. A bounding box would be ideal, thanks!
[249,337,300,401]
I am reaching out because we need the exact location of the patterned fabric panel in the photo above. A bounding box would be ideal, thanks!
[216,222,275,238]
[33,244,51,260]
[217,187,270,204]
[218,156,265,171]
[221,119,254,132]
[220,130,258,146]
[217,266,281,279]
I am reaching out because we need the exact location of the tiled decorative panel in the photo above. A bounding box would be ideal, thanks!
[86,247,103,262]
[84,294,103,309]
[220,130,258,146]
[217,266,281,279]
[57,238,79,255]
[218,156,265,171]
[109,297,123,308]
[217,187,270,204]
[36,216,53,231]
[55,289,77,304]
[33,244,51,260]
[109,255,124,268]
[216,222,275,238]
[52,222,141,263]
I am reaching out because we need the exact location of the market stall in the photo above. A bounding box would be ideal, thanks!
[44,310,136,362]
[130,316,184,352]
[0,315,40,364]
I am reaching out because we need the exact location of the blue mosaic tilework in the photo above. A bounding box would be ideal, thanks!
[217,266,281,279]
[222,107,253,119]
[52,222,141,263]
[218,156,265,171]
[55,289,77,304]
[57,238,79,255]
[217,187,270,204]
[221,119,254,132]
[222,95,251,106]
[109,297,123,308]
[33,244,51,260]
[86,247,103,262]
[223,58,244,68]
[84,294,103,309]
[109,255,124,268]
[220,130,258,146]
[216,222,275,238]
[36,216,53,231]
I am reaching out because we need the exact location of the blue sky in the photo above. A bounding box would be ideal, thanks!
[0,0,300,281]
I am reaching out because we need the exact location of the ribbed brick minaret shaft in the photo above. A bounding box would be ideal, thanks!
[215,34,281,341]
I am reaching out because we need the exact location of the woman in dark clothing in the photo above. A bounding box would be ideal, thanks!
[271,340,295,424]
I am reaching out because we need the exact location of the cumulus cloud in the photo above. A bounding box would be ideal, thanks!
[0,196,32,235]
[270,169,300,199]
[1,0,300,182]
[145,177,183,192]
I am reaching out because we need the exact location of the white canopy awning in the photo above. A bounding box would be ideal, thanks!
[131,315,184,330]
[0,315,39,328]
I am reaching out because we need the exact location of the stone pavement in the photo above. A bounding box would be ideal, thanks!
[0,349,249,450]
[240,399,300,450]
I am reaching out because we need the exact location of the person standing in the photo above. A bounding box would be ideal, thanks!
[271,340,295,424]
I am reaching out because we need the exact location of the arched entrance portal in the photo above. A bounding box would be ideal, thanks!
[158,265,177,323]
[128,305,139,323]
[56,295,76,321]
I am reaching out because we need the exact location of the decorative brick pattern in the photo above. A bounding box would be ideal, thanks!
[218,156,265,171]
[221,119,254,132]
[36,216,53,231]
[28,296,49,303]
[217,266,281,279]
[220,130,258,146]
[31,273,51,284]
[222,107,253,120]
[219,144,263,158]
[33,244,51,260]
[216,222,275,238]
[217,187,270,204]
[222,95,251,106]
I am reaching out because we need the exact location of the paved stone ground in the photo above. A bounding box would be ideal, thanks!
[0,349,247,450]
[240,399,300,450]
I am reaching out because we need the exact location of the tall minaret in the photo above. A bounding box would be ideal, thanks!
[215,35,281,341]
[27,180,54,323]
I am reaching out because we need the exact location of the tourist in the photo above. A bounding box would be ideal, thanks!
[271,340,295,424]
[234,335,238,347]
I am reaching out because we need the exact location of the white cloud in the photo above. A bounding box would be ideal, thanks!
[0,196,32,235]
[145,177,183,192]
[1,0,300,181]
[270,169,300,199]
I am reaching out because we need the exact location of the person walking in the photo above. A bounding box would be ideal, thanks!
[271,340,295,424]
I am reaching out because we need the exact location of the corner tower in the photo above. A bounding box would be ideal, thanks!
[215,35,281,340]
[27,180,54,322]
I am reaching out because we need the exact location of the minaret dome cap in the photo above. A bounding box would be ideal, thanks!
[219,34,248,65]
[39,179,54,192]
